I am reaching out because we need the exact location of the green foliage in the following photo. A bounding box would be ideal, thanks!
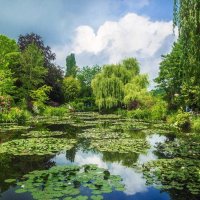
[173,0,200,85]
[62,76,81,102]
[0,107,30,125]
[18,33,64,103]
[155,41,183,109]
[156,1,200,110]
[0,67,15,96]
[127,109,151,120]
[150,98,167,120]
[156,137,200,159]
[0,95,12,113]
[70,101,85,111]
[20,43,47,99]
[167,110,191,131]
[13,164,124,199]
[69,97,98,112]
[22,130,65,138]
[0,138,77,155]
[92,58,144,109]
[77,65,101,97]
[92,73,124,109]
[43,106,68,117]
[142,158,200,195]
[0,35,19,64]
[0,35,19,96]
[65,53,78,77]
[30,85,52,114]
[124,74,149,109]
[89,138,150,154]
[191,117,200,132]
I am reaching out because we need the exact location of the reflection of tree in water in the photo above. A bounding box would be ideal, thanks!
[164,189,199,200]
[0,154,55,193]
[102,151,139,167]
[47,123,83,138]
[66,146,77,162]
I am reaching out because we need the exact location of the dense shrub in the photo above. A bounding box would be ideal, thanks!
[69,97,98,112]
[115,108,127,117]
[167,111,191,131]
[191,117,200,132]
[0,107,30,125]
[127,109,151,120]
[150,99,167,120]
[43,106,68,117]
[69,101,85,111]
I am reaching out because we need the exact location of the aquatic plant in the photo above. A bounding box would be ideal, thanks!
[22,130,66,138]
[10,164,124,200]
[0,125,30,132]
[89,138,150,154]
[141,158,200,195]
[0,138,77,155]
[156,138,200,159]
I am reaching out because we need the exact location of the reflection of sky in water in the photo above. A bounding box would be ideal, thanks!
[138,134,167,164]
[1,134,171,200]
[53,150,147,195]
[52,134,170,199]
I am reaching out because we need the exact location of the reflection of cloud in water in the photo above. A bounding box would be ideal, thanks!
[138,134,167,164]
[53,150,147,195]
[108,164,147,195]
[52,134,167,196]
[75,151,107,169]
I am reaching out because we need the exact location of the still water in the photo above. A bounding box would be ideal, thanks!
[0,113,197,200]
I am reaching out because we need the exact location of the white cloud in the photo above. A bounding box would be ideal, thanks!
[65,13,175,86]
[53,12,177,87]
[73,13,173,57]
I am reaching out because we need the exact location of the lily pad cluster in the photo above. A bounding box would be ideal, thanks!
[156,138,200,159]
[110,121,149,131]
[22,130,66,138]
[0,138,77,155]
[78,128,130,139]
[142,158,200,195]
[0,125,30,132]
[12,164,124,200]
[89,138,150,154]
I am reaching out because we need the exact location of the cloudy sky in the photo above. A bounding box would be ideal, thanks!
[0,0,176,87]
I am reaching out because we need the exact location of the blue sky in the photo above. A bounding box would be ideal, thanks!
[0,0,176,86]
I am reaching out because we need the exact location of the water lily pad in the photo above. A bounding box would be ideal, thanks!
[15,164,124,199]
[141,158,200,195]
[22,130,66,138]
[89,138,150,154]
[0,138,77,155]
[156,138,200,159]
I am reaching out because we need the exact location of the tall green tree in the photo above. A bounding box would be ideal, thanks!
[155,40,184,109]
[77,65,101,97]
[91,58,144,109]
[18,33,64,103]
[20,43,47,99]
[18,33,56,65]
[124,74,149,109]
[62,76,81,102]
[0,67,15,96]
[65,53,78,77]
[173,0,200,110]
[0,35,18,96]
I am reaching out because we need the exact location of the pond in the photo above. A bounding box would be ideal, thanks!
[0,112,199,200]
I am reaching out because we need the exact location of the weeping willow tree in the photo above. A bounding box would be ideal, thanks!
[92,74,124,109]
[173,0,200,109]
[91,58,147,109]
[124,74,149,109]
